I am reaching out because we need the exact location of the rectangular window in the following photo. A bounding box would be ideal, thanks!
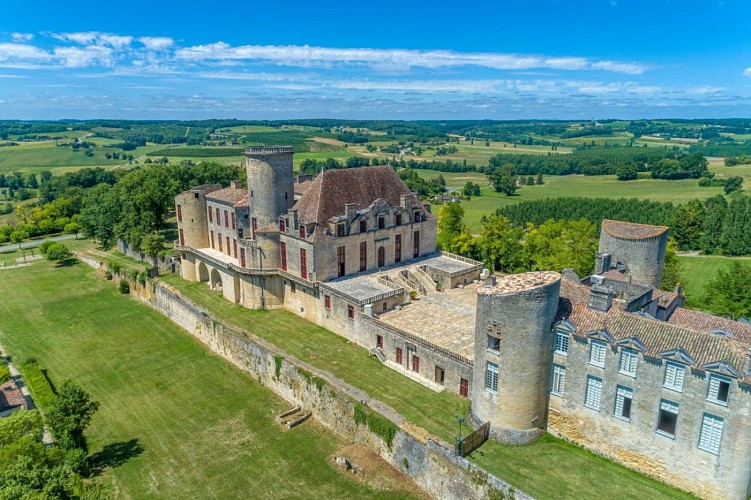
[210,231,215,249]
[707,374,730,405]
[233,239,238,258]
[290,282,296,294]
[378,216,385,229]
[177,204,183,222]
[208,207,213,223]
[485,362,499,394]
[619,348,638,377]
[554,331,569,354]
[376,335,383,349]
[394,234,402,263]
[584,375,603,410]
[336,224,345,237]
[324,295,331,310]
[486,335,500,352]
[396,213,402,226]
[338,246,346,277]
[589,340,607,367]
[348,305,354,320]
[698,414,724,454]
[300,248,307,279]
[215,208,220,224]
[280,242,287,271]
[413,210,420,222]
[396,347,403,365]
[231,213,236,230]
[412,355,420,373]
[218,235,223,252]
[280,219,286,232]
[359,242,367,272]
[238,228,244,239]
[252,218,257,240]
[224,210,229,228]
[358,219,366,233]
[299,226,306,239]
[551,364,565,396]
[664,361,686,392]
[459,378,469,398]
[413,231,420,258]
[614,386,633,421]
[179,228,184,246]
[226,236,230,255]
[435,366,445,385]
[240,248,246,268]
[657,400,679,437]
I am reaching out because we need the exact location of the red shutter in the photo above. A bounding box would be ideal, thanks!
[396,348,403,365]
[210,231,215,248]
[208,207,213,223]
[460,378,469,397]
[179,228,184,246]
[233,239,237,258]
[280,242,287,271]
[177,205,183,222]
[231,213,236,230]
[300,248,307,279]
[240,248,246,267]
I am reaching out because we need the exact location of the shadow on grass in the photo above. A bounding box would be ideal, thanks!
[88,438,144,476]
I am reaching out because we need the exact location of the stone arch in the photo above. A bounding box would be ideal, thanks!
[210,268,223,291]
[377,246,385,268]
[197,261,209,282]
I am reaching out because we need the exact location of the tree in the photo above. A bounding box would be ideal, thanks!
[536,173,544,185]
[477,215,524,272]
[462,181,475,197]
[615,163,638,181]
[10,229,29,249]
[526,176,535,186]
[437,203,465,251]
[703,262,751,320]
[45,381,100,451]
[660,238,683,291]
[724,176,743,195]
[141,232,166,258]
[521,219,598,277]
[44,243,73,264]
[489,163,518,196]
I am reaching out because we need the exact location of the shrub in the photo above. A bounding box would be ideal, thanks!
[44,243,73,263]
[137,272,147,286]
[118,279,130,294]
[38,240,55,256]
[107,260,122,274]
[0,363,10,384]
[352,403,398,449]
[104,269,113,280]
[274,355,283,380]
[20,360,56,410]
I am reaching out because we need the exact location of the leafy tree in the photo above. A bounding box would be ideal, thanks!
[437,203,465,250]
[536,173,544,185]
[489,163,518,196]
[477,215,524,272]
[672,199,705,250]
[660,238,683,291]
[724,176,743,195]
[521,219,598,276]
[526,176,535,186]
[44,243,73,264]
[10,228,29,249]
[615,163,638,181]
[45,381,100,451]
[140,232,166,258]
[703,262,751,320]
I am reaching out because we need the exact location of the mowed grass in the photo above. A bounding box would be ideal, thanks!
[677,254,751,309]
[0,143,122,173]
[161,274,693,499]
[0,261,417,499]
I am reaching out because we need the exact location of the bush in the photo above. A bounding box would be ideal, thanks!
[118,279,130,294]
[44,242,73,263]
[0,363,10,384]
[20,360,56,410]
[104,269,113,280]
[38,240,56,256]
[107,260,122,274]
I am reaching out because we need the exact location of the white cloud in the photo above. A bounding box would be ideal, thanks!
[11,33,34,42]
[0,43,52,61]
[174,43,648,75]
[53,32,132,48]
[53,46,113,68]
[744,67,751,77]
[138,36,174,51]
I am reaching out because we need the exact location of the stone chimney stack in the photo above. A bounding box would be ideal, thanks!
[345,203,358,224]
[230,180,240,190]
[588,285,614,312]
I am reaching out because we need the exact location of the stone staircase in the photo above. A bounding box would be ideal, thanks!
[369,347,387,363]
[414,267,438,291]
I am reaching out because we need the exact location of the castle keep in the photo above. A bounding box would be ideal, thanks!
[175,148,751,500]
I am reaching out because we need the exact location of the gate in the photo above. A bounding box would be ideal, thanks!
[457,422,490,457]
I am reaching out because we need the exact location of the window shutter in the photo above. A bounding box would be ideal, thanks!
[699,414,723,454]
[585,376,602,410]
[708,376,720,400]
[660,400,678,413]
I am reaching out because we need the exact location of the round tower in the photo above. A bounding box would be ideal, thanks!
[598,219,669,289]
[245,146,295,228]
[470,271,561,444]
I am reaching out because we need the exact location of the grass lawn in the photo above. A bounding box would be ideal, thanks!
[677,254,751,309]
[0,143,122,174]
[160,274,693,499]
[0,260,417,499]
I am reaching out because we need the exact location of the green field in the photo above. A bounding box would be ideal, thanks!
[677,254,751,309]
[0,142,122,174]
[0,260,417,499]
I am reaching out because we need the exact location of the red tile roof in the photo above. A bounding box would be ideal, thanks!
[294,180,313,196]
[205,188,248,207]
[601,219,668,240]
[602,269,631,282]
[652,289,680,309]
[0,380,26,412]
[293,166,413,226]
[668,308,751,344]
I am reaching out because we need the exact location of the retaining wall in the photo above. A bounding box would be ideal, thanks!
[78,255,529,500]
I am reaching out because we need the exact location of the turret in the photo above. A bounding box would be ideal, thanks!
[245,146,295,229]
[598,220,669,289]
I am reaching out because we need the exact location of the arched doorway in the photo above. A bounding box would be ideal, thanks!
[210,268,223,291]
[377,246,385,268]
[197,262,209,282]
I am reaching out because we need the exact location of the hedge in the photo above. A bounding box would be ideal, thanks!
[20,360,56,410]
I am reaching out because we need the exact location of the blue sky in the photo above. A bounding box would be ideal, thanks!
[1,0,750,120]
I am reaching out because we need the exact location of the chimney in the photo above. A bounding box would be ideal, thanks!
[230,180,240,190]
[364,304,373,317]
[484,276,497,288]
[588,285,614,312]
[595,253,611,275]
[400,193,414,210]
[345,203,358,224]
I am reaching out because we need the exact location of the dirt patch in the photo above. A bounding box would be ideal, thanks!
[332,443,428,498]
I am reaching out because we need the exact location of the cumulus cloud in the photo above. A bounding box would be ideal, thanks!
[138,36,174,51]
[11,33,34,42]
[744,68,751,77]
[53,46,113,68]
[174,43,648,75]
[53,32,132,48]
[0,43,52,62]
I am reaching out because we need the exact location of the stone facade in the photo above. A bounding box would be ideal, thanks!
[597,219,669,289]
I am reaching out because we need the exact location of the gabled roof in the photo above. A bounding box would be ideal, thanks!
[293,166,413,226]
[206,188,248,207]
[601,219,668,240]
[668,308,751,344]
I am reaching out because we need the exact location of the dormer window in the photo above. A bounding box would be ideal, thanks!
[413,210,420,221]
[360,220,366,233]
[336,224,345,237]
[396,213,402,226]
[378,216,385,230]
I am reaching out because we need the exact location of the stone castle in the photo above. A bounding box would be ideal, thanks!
[175,147,751,499]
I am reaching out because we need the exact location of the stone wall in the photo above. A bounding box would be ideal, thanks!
[79,255,526,500]
[116,239,172,272]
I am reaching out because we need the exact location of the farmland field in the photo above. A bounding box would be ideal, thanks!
[677,254,751,309]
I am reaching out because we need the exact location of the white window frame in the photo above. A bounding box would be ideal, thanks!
[706,374,730,406]
[613,386,633,421]
[619,348,638,377]
[589,340,606,368]
[656,399,679,438]
[485,361,499,394]
[551,364,565,396]
[698,413,724,455]
[554,331,569,355]
[663,361,686,392]
[584,375,602,411]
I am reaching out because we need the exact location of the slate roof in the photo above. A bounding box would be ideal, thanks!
[602,269,631,282]
[293,166,413,226]
[668,308,751,344]
[557,277,750,379]
[0,380,26,412]
[294,180,313,196]
[205,188,248,207]
[601,219,668,240]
